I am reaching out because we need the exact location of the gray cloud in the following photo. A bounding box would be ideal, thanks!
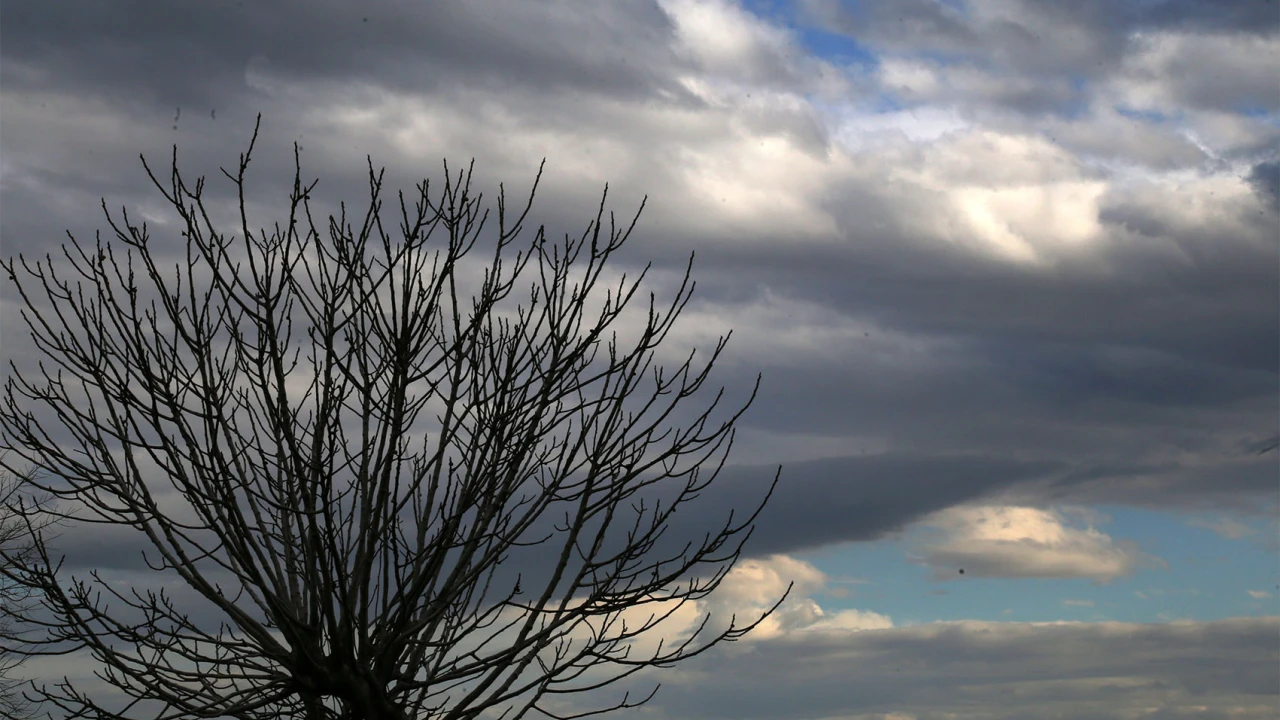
[1143,0,1280,36]
[801,0,1280,148]
[1247,159,1280,210]
[0,1,692,110]
[703,453,1063,555]
[588,615,1280,720]
[2,3,1278,716]
[1,0,1274,612]
[23,580,1278,720]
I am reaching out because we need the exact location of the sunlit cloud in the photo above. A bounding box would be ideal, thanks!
[912,505,1162,582]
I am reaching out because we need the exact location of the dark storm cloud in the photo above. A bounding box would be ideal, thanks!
[0,0,690,110]
[700,431,1272,560]
[702,453,1062,554]
[1143,0,1280,35]
[0,0,702,258]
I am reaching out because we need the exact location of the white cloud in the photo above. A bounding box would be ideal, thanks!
[912,505,1161,582]
[662,0,849,100]
[1248,590,1272,599]
[876,57,943,100]
[801,607,895,634]
[829,123,1118,266]
[662,0,792,81]
[896,130,1108,264]
[833,105,969,147]
[696,554,892,642]
[665,129,841,238]
[1099,171,1268,247]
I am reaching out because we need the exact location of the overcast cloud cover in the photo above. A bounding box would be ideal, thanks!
[1,1,1277,718]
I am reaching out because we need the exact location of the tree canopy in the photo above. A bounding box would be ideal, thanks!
[0,120,783,720]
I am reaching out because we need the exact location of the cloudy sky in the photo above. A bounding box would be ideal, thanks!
[1,1,1277,718]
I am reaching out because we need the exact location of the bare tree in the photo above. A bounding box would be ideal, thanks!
[0,473,28,719]
[0,464,47,720]
[0,120,784,720]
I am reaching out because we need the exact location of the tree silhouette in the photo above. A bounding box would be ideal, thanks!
[0,466,44,719]
[0,120,784,720]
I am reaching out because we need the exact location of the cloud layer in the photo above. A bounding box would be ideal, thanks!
[631,614,1280,720]
[1,1,1276,717]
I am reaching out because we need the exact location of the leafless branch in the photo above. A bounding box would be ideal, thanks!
[0,117,785,720]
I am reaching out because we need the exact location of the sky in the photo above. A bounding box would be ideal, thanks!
[0,1,1277,719]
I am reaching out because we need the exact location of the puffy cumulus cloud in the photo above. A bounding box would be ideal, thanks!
[700,554,827,640]
[693,554,893,642]
[912,505,1161,582]
[611,616,1280,720]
